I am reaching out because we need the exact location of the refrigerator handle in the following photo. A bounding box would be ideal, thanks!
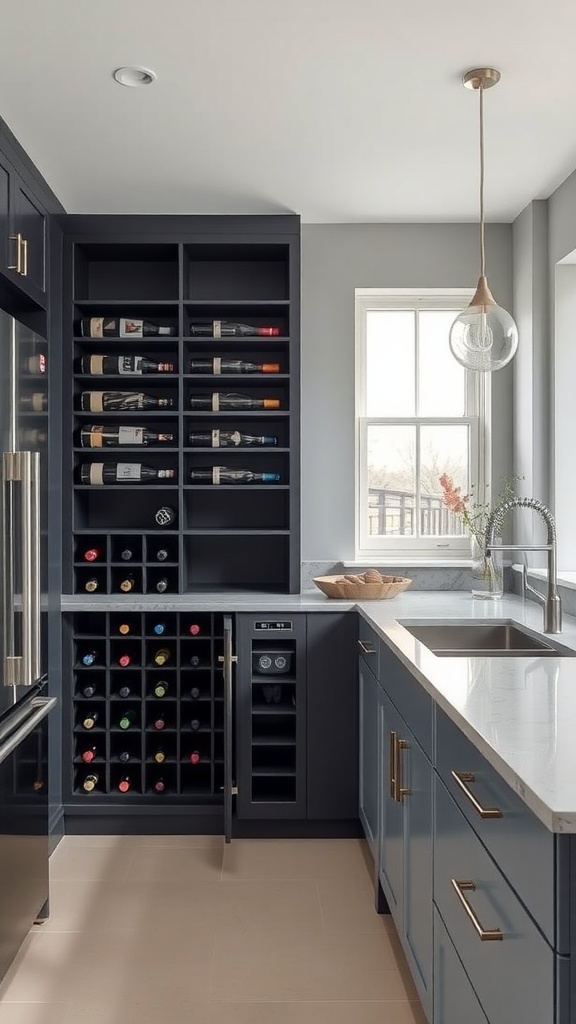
[3,452,41,686]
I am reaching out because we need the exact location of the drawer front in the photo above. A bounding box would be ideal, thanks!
[380,640,433,758]
[434,776,555,1024]
[434,906,488,1024]
[358,616,380,677]
[436,707,559,949]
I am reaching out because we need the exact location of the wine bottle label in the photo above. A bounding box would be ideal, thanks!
[87,426,104,447]
[87,464,104,485]
[85,317,105,338]
[85,393,104,412]
[213,321,222,338]
[212,394,220,411]
[88,355,105,374]
[211,429,220,446]
[116,463,143,481]
[118,426,145,444]
[31,392,46,412]
[213,467,221,484]
[213,358,221,374]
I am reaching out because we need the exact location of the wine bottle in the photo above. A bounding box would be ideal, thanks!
[155,578,169,593]
[152,622,166,635]
[154,548,169,561]
[118,709,136,730]
[188,430,278,448]
[81,683,96,698]
[190,719,201,731]
[154,505,176,527]
[188,321,280,337]
[80,463,176,485]
[23,353,46,375]
[80,392,175,412]
[84,577,100,593]
[119,574,135,593]
[82,546,101,562]
[189,656,201,669]
[189,751,201,764]
[80,425,175,448]
[120,547,134,561]
[117,653,132,668]
[118,684,132,698]
[82,711,99,730]
[189,358,280,374]
[20,427,48,445]
[118,776,131,793]
[188,624,201,636]
[152,748,166,763]
[190,685,201,698]
[153,777,166,793]
[153,716,166,731]
[153,680,168,698]
[79,355,175,375]
[82,773,99,792]
[81,746,97,764]
[79,317,175,338]
[190,468,280,484]
[118,623,131,635]
[20,392,48,412]
[189,393,280,411]
[118,751,131,764]
[81,650,98,666]
[153,648,171,666]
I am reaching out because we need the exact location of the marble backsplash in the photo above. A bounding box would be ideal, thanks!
[301,561,476,592]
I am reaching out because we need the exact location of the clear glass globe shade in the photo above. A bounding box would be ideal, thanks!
[449,302,518,372]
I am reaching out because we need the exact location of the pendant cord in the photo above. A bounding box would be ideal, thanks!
[479,81,485,278]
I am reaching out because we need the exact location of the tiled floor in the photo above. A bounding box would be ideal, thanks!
[0,835,428,1023]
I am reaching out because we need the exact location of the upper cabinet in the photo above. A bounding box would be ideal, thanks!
[0,151,47,307]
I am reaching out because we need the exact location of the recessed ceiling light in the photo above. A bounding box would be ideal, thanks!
[113,66,157,88]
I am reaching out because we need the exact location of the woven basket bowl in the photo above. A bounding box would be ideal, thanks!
[313,575,412,600]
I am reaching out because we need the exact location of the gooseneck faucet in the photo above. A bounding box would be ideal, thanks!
[484,497,562,633]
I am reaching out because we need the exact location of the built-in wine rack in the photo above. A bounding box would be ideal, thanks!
[63,216,301,595]
[68,612,227,802]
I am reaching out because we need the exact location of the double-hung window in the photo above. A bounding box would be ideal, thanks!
[355,289,489,561]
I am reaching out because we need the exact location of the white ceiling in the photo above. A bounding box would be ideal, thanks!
[1,0,576,223]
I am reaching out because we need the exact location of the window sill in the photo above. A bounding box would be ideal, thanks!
[511,565,576,592]
[344,559,472,569]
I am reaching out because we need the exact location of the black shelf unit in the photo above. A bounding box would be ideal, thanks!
[66,611,226,806]
[61,215,301,596]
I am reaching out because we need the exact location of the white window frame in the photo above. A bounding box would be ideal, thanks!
[355,288,491,562]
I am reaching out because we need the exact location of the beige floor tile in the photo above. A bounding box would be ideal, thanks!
[125,842,224,882]
[222,838,374,882]
[317,875,392,936]
[215,880,324,939]
[0,928,215,1004]
[57,1002,211,1024]
[48,841,135,881]
[211,930,415,1002]
[56,833,222,850]
[0,1005,73,1024]
[205,1002,428,1024]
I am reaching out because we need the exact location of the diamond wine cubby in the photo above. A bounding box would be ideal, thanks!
[68,611,226,802]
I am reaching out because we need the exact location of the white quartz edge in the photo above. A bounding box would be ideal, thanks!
[62,588,576,832]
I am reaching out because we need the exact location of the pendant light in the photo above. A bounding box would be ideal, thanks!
[449,68,518,372]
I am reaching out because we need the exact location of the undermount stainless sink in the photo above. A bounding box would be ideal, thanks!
[399,620,576,658]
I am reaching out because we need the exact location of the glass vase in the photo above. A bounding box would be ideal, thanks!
[470,534,503,599]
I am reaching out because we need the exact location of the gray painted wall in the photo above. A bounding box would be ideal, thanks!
[511,201,549,553]
[300,223,514,561]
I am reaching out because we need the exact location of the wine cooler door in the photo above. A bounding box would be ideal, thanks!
[221,615,237,843]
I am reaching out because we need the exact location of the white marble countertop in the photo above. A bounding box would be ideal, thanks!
[62,587,576,832]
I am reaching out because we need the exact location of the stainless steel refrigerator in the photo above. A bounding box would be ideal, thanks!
[0,308,56,978]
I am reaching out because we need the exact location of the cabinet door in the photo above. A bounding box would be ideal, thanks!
[434,907,488,1024]
[12,178,46,298]
[379,689,433,1020]
[235,614,307,819]
[307,613,358,820]
[358,658,379,854]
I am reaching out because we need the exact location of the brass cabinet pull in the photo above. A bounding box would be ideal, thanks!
[358,639,376,654]
[389,730,398,800]
[21,237,28,277]
[389,731,410,802]
[451,771,503,819]
[8,233,23,274]
[397,738,410,801]
[451,879,503,941]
